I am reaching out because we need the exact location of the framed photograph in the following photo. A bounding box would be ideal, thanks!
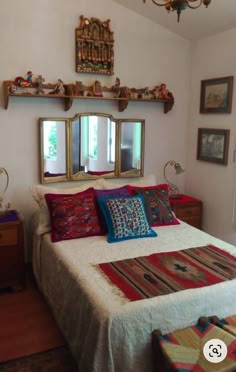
[197,128,230,165]
[200,76,234,113]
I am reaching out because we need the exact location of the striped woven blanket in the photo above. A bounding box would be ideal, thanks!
[98,244,236,301]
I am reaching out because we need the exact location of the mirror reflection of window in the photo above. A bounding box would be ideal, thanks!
[44,121,57,160]
[88,116,98,159]
[43,120,66,177]
[107,120,115,164]
[79,116,115,175]
[121,122,142,173]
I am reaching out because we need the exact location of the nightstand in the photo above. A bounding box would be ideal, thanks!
[170,194,203,229]
[0,210,25,290]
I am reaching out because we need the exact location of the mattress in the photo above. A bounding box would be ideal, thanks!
[32,221,236,372]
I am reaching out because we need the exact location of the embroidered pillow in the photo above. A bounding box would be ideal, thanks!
[45,188,104,242]
[31,179,104,235]
[95,186,131,232]
[127,184,179,227]
[98,195,157,243]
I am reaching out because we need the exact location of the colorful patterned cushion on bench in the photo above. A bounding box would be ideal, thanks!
[214,315,236,337]
[153,321,236,372]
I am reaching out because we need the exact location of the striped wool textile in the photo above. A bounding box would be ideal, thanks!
[152,321,236,371]
[98,244,236,301]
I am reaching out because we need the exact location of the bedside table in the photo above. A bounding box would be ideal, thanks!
[170,194,203,229]
[0,210,25,290]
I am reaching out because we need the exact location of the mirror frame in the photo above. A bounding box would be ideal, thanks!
[39,113,145,183]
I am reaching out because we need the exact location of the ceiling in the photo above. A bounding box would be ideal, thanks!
[112,0,236,41]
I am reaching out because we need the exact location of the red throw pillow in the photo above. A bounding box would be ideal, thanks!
[45,188,104,242]
[127,184,179,227]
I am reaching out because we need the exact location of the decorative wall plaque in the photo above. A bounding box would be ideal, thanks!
[75,15,114,75]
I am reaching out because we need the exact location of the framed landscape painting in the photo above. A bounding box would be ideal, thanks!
[197,128,230,165]
[200,76,234,113]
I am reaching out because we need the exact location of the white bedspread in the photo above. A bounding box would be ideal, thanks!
[33,221,236,372]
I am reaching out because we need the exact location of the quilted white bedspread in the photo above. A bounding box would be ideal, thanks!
[32,221,236,372]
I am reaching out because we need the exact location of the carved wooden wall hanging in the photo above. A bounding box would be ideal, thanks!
[75,15,114,75]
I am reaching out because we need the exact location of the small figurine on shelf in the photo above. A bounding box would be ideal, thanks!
[9,84,17,94]
[144,87,150,99]
[14,75,31,88]
[93,80,103,97]
[158,83,169,100]
[112,77,120,98]
[150,85,160,99]
[74,81,84,96]
[36,75,45,94]
[49,79,65,95]
[26,71,33,84]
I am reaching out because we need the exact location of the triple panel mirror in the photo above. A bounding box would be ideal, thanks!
[39,113,145,183]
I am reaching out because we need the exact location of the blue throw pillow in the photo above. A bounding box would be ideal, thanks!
[98,195,157,243]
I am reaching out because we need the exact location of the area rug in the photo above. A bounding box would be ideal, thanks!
[0,346,78,371]
[98,244,236,301]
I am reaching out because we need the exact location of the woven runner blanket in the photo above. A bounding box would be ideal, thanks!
[98,244,236,301]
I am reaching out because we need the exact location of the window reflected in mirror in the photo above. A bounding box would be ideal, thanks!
[40,119,68,182]
[120,121,142,175]
[71,115,116,178]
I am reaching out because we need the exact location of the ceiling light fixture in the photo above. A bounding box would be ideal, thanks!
[143,0,211,22]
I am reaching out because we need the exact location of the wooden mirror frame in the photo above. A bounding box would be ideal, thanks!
[39,113,145,183]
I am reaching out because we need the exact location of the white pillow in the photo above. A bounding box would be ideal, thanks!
[102,174,157,189]
[31,179,104,235]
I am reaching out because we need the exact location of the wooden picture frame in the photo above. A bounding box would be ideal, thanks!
[200,76,234,113]
[197,128,230,165]
[75,15,114,75]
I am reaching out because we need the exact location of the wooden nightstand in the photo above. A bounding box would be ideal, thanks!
[170,194,203,229]
[0,210,25,290]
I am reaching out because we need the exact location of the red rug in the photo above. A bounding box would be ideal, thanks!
[98,244,236,301]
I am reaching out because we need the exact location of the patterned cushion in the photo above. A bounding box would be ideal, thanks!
[127,184,179,227]
[45,188,104,242]
[152,321,236,372]
[95,186,131,232]
[31,179,104,235]
[98,195,157,243]
[94,186,130,199]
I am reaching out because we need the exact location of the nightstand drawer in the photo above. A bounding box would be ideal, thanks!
[173,206,201,218]
[180,216,201,229]
[0,227,18,246]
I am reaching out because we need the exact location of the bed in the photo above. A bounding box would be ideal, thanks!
[31,179,236,372]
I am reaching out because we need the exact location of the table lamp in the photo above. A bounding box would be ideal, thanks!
[163,160,184,198]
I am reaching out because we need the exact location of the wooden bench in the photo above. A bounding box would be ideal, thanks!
[152,317,236,371]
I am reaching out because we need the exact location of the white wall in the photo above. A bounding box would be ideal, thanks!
[187,28,236,245]
[0,0,191,257]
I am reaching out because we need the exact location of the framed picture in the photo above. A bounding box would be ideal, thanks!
[200,76,234,113]
[197,128,230,165]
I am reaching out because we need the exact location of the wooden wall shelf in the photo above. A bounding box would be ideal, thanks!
[3,80,174,113]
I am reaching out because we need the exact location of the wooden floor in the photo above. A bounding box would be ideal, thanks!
[0,268,65,363]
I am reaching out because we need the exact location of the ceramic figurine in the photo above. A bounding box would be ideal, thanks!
[93,80,103,97]
[112,77,120,98]
[159,83,169,100]
[36,75,45,94]
[49,79,65,95]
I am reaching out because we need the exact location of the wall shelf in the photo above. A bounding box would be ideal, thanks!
[3,80,174,113]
